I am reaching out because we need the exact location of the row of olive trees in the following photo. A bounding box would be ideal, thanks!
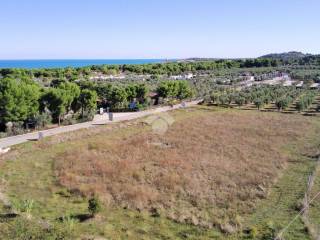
[296,91,317,112]
[209,85,304,110]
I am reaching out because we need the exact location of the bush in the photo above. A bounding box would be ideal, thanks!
[62,117,77,126]
[275,97,292,111]
[0,132,8,138]
[88,196,102,217]
[62,215,78,233]
[19,199,34,215]
[254,98,264,110]
[33,112,52,129]
[248,226,259,238]
[295,91,316,112]
[6,122,26,136]
[260,221,279,240]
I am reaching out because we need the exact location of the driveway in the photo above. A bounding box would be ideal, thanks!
[0,100,201,149]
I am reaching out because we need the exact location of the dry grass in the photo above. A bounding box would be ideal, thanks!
[54,108,310,228]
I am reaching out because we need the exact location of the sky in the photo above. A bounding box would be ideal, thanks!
[0,0,319,59]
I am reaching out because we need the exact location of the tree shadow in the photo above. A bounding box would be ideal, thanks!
[57,213,93,223]
[71,213,92,222]
[91,123,108,126]
[0,213,19,221]
[27,138,39,142]
[302,113,318,117]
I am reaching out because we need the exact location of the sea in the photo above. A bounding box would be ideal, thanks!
[0,59,166,69]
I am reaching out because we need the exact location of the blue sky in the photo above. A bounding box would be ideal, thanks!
[0,0,319,59]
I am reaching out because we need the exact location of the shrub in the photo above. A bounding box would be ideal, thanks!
[260,221,279,240]
[20,199,34,215]
[7,218,71,239]
[88,196,102,217]
[275,97,291,111]
[7,121,26,136]
[296,91,316,112]
[62,215,78,233]
[62,117,77,126]
[248,226,259,238]
[33,112,52,129]
[254,98,264,110]
[235,96,245,107]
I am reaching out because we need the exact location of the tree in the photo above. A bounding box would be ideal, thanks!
[125,84,137,102]
[254,98,264,110]
[177,81,193,100]
[135,84,149,103]
[78,89,98,118]
[210,92,220,104]
[235,96,245,107]
[157,80,192,100]
[295,101,304,112]
[95,83,112,106]
[0,78,40,126]
[40,88,68,125]
[110,86,127,109]
[57,82,80,112]
[275,97,290,111]
[218,94,229,105]
[157,81,174,99]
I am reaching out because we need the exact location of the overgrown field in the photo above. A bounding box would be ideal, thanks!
[0,106,319,239]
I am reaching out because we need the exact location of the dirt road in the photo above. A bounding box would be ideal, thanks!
[0,100,201,149]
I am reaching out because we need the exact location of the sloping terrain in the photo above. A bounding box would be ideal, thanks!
[54,107,311,231]
[0,106,319,239]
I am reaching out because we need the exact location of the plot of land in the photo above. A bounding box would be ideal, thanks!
[54,107,310,227]
[0,106,319,239]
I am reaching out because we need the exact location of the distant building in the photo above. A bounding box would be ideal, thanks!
[89,73,125,81]
[310,83,320,89]
[185,73,194,79]
[296,81,304,88]
[170,75,184,80]
[283,80,292,87]
[170,73,194,80]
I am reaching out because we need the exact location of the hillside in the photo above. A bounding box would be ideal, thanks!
[0,106,320,239]
[259,51,312,60]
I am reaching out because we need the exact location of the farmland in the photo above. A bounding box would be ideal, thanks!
[207,85,320,116]
[0,106,319,239]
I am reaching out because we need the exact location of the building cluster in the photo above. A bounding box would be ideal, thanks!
[89,72,126,81]
[170,73,194,80]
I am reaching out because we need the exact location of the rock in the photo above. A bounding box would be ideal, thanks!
[220,223,237,234]
[0,148,10,155]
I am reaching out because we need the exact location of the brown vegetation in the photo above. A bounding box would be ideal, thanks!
[54,108,310,228]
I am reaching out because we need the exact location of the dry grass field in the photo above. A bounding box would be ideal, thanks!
[54,107,309,230]
[1,106,319,239]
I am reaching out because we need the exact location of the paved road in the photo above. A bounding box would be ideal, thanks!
[0,100,201,149]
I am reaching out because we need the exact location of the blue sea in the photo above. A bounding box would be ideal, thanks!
[0,59,166,69]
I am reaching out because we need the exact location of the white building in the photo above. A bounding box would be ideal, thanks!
[283,80,293,87]
[185,73,194,79]
[310,83,320,89]
[170,73,194,80]
[296,81,304,88]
